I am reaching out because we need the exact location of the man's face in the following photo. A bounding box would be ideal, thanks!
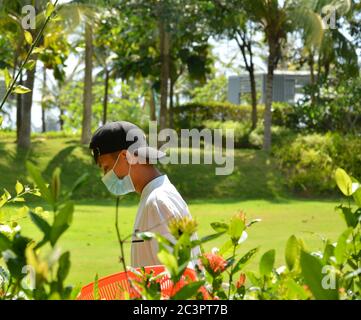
[97,150,129,178]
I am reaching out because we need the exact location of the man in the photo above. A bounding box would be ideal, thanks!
[89,121,200,268]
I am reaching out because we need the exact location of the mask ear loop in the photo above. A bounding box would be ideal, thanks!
[112,152,122,171]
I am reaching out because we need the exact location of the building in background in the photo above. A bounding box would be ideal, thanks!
[228,71,312,105]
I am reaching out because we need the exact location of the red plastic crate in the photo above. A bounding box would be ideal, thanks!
[77,265,204,300]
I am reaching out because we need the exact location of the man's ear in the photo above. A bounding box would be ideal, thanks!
[119,150,128,160]
[125,150,138,165]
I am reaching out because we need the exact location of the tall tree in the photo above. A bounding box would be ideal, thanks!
[205,0,261,130]
[116,0,211,130]
[242,0,324,151]
[81,20,93,144]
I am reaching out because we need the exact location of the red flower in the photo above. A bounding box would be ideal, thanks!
[236,273,246,289]
[202,253,227,275]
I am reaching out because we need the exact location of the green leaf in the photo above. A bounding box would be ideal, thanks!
[171,281,205,300]
[285,235,300,271]
[15,181,24,195]
[50,202,74,246]
[246,219,262,228]
[24,60,36,71]
[199,231,225,244]
[353,187,361,208]
[334,228,352,265]
[335,168,353,196]
[93,274,100,300]
[13,197,25,202]
[233,247,260,273]
[4,68,12,89]
[51,167,61,202]
[219,240,233,255]
[0,115,3,127]
[29,211,51,236]
[68,173,89,197]
[322,241,335,265]
[245,271,261,287]
[336,205,357,228]
[57,251,71,284]
[259,249,275,276]
[300,251,338,300]
[228,216,245,244]
[0,193,8,208]
[32,47,45,54]
[0,232,12,252]
[24,30,33,45]
[286,278,309,300]
[46,2,55,17]
[210,222,228,233]
[26,161,55,206]
[13,85,31,94]
[3,189,11,200]
[157,249,178,277]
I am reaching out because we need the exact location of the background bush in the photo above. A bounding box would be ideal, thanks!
[173,102,293,131]
[273,132,361,195]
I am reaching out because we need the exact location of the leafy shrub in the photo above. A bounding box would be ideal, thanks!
[172,102,293,132]
[201,120,252,147]
[249,123,295,149]
[290,78,361,134]
[273,132,361,195]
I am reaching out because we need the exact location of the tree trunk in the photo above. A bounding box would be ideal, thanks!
[250,70,258,130]
[149,85,157,121]
[81,22,93,144]
[16,71,23,142]
[234,30,258,130]
[263,46,276,152]
[18,61,37,149]
[102,67,109,125]
[308,50,316,105]
[159,19,170,130]
[59,106,64,131]
[169,77,174,128]
[41,65,47,133]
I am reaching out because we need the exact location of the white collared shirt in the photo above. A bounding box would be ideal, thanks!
[131,175,201,268]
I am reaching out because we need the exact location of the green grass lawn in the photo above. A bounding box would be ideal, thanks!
[0,134,289,201]
[4,197,347,287]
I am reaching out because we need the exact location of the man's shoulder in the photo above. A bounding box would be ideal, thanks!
[144,181,187,212]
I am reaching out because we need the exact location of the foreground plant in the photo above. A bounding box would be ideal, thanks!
[0,161,87,299]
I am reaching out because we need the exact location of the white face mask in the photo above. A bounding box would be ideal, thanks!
[101,153,135,196]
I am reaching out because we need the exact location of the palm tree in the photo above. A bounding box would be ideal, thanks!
[295,0,355,104]
[242,0,326,151]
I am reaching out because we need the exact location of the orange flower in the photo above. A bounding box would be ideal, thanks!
[236,273,246,288]
[202,253,227,275]
[236,211,246,224]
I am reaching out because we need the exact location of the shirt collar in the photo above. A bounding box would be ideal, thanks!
[140,174,168,200]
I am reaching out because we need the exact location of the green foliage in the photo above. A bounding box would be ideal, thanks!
[58,77,149,132]
[190,75,228,103]
[294,77,361,134]
[172,102,295,148]
[129,168,360,300]
[0,163,86,300]
[274,133,361,195]
[202,120,252,148]
[259,249,275,277]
